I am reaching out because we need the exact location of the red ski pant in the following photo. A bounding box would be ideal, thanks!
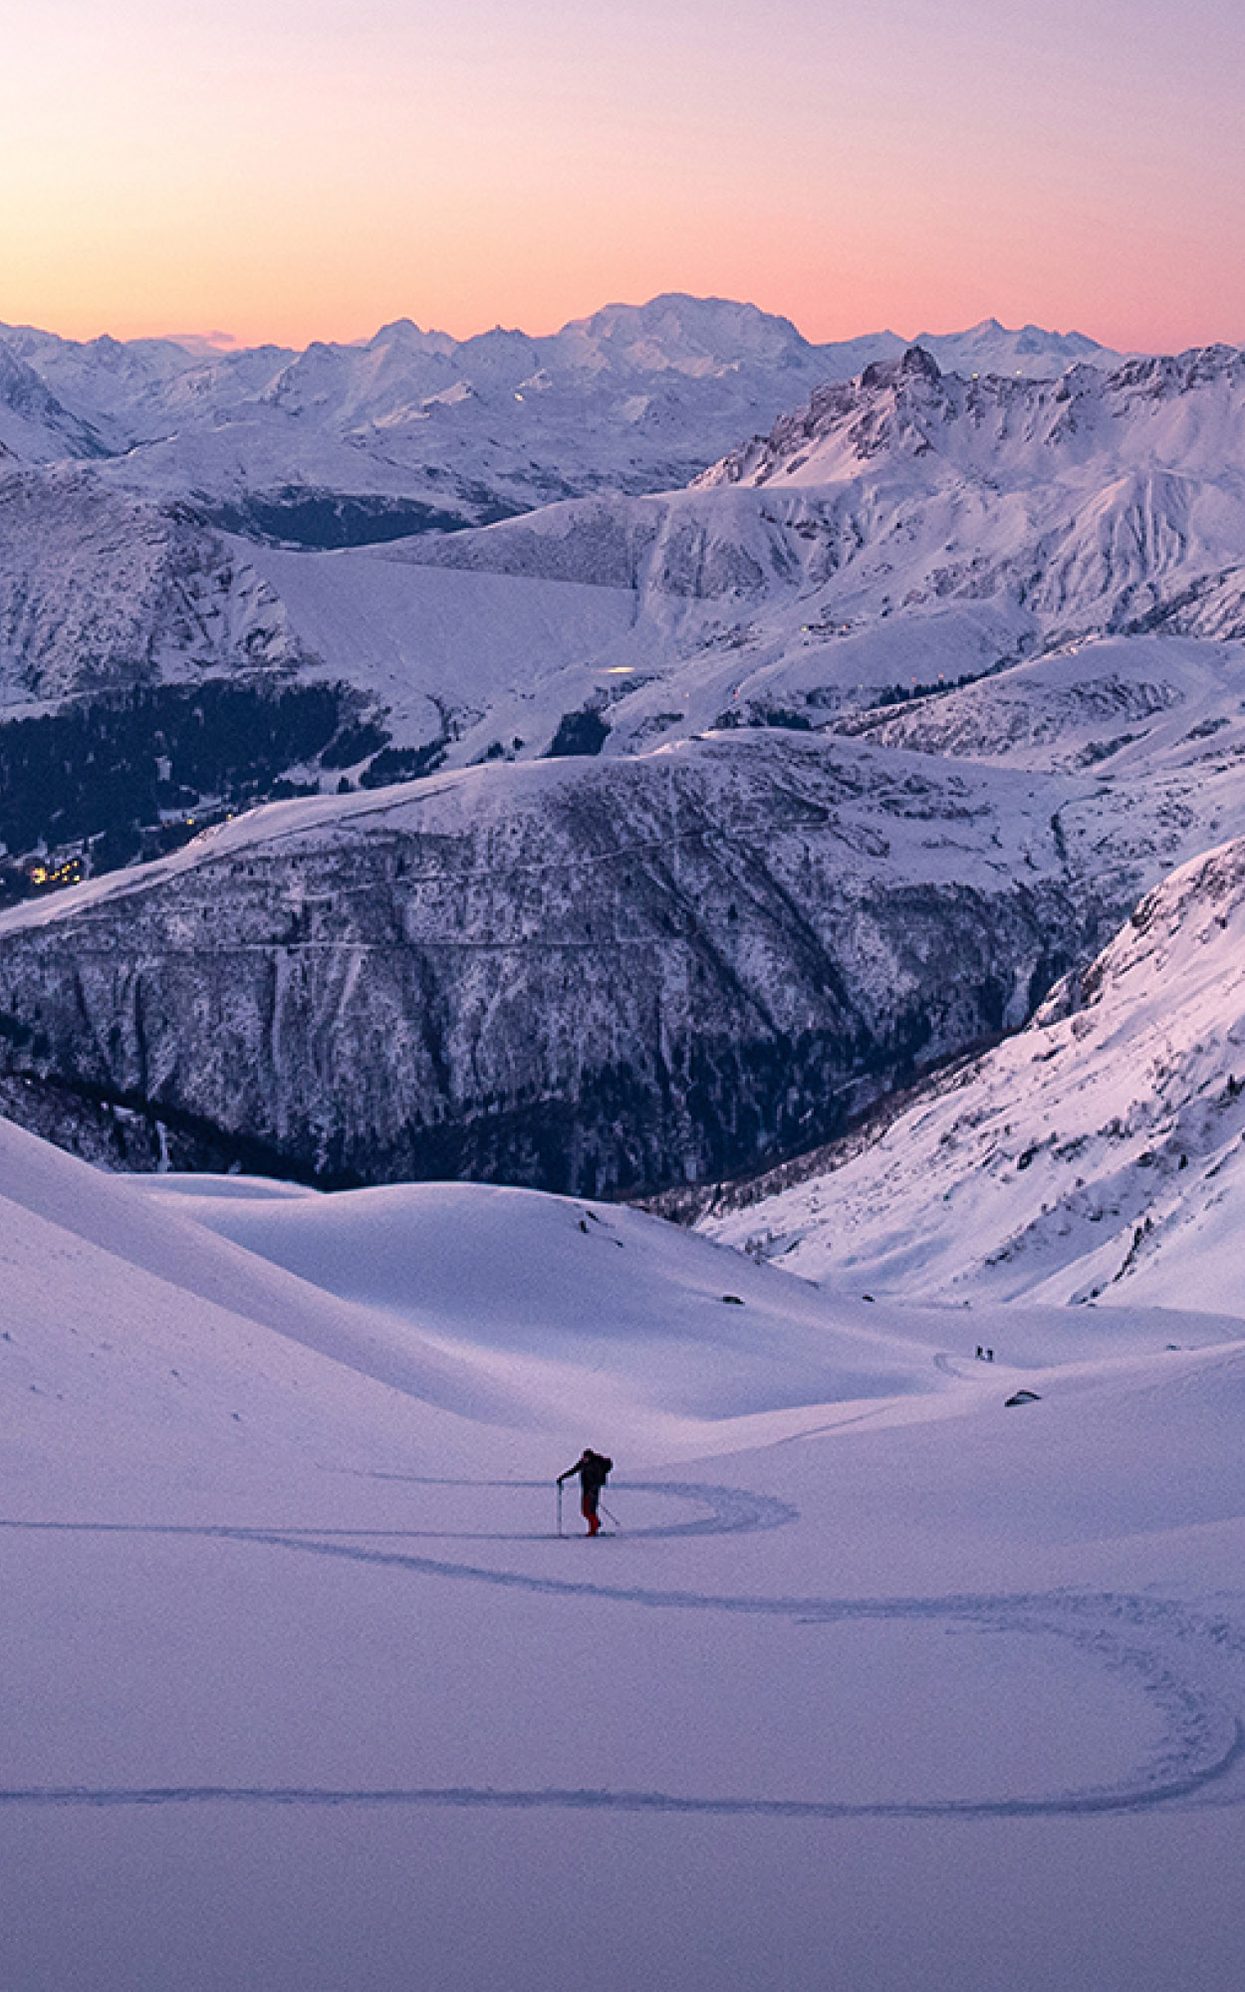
[581,1492,601,1535]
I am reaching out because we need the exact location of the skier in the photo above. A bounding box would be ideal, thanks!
[557,1448,613,1536]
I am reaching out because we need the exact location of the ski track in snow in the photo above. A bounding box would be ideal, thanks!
[3,1480,1245,1824]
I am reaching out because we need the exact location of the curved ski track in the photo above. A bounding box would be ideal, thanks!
[3,1480,1244,1823]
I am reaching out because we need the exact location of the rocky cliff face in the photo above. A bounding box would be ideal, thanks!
[0,734,1119,1197]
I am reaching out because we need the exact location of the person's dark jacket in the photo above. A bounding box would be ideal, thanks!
[558,1450,612,1494]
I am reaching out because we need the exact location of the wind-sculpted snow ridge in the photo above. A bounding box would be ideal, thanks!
[705,833,1245,1314]
[132,1176,939,1419]
[0,1107,950,1457]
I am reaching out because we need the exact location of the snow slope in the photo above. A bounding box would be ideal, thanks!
[704,834,1245,1317]
[837,631,1245,773]
[239,535,639,753]
[3,1112,1245,1990]
[0,468,302,708]
[134,1175,940,1426]
[0,1110,940,1483]
[0,345,108,464]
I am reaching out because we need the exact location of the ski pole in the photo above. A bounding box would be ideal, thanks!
[556,1480,563,1537]
[599,1501,620,1530]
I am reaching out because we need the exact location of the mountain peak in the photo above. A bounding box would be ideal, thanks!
[371,318,423,341]
[367,319,456,357]
[860,344,942,390]
[562,293,809,363]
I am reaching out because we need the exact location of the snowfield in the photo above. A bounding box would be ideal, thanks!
[3,1113,1245,1991]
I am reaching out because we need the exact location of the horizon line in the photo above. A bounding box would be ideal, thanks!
[0,291,1152,359]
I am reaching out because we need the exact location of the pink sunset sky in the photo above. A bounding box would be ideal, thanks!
[3,0,1241,352]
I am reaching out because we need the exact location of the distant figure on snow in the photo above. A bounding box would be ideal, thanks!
[558,1448,613,1536]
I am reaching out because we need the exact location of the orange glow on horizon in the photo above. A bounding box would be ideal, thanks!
[3,0,1244,358]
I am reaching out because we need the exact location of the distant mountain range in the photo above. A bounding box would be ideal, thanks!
[0,296,1119,539]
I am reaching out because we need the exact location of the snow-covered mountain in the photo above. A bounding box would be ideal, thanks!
[0,468,302,707]
[8,330,1245,1194]
[912,315,1113,379]
[703,833,1245,1315]
[0,308,1166,883]
[8,336,1237,769]
[0,729,1116,1194]
[5,666,1245,1201]
[340,340,1245,768]
[0,342,110,462]
[0,298,1120,542]
[7,305,1245,1201]
[702,342,1245,493]
[10,300,1245,1992]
